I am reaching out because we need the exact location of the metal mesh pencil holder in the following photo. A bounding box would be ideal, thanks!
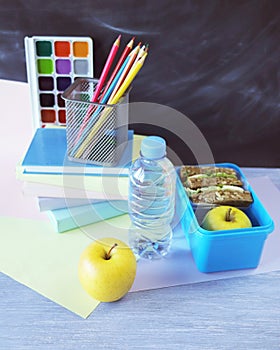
[62,78,129,166]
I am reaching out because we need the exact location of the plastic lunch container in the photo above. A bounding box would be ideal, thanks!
[176,163,274,273]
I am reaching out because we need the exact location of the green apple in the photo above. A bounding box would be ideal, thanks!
[201,205,252,231]
[78,237,137,302]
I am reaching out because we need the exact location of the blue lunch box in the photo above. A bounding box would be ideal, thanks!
[176,163,274,273]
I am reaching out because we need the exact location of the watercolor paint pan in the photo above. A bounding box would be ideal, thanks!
[24,36,94,128]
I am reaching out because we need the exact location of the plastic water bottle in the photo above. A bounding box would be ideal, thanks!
[128,136,176,259]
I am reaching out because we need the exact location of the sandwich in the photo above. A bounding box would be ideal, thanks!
[180,165,253,207]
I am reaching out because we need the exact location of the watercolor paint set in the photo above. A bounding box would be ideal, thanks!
[24,36,94,128]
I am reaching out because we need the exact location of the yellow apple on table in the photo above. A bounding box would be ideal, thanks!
[201,205,252,231]
[78,237,137,302]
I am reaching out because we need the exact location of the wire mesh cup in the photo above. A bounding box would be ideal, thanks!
[62,78,129,166]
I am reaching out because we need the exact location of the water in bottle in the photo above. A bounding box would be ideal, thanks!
[128,136,176,259]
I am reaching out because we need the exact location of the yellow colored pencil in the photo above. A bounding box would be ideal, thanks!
[75,52,148,158]
[110,52,148,104]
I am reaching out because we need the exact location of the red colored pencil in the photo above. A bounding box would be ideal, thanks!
[91,34,121,103]
[108,42,141,102]
[74,35,121,145]
[98,36,135,101]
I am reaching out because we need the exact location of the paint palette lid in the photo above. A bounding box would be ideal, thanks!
[24,35,94,129]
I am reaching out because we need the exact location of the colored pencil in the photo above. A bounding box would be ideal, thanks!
[98,36,135,102]
[110,52,148,104]
[99,55,130,105]
[74,35,121,144]
[107,43,141,103]
[132,43,146,67]
[69,55,130,156]
[74,52,148,158]
[92,34,121,102]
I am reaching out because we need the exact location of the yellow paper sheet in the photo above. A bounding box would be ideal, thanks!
[0,215,131,318]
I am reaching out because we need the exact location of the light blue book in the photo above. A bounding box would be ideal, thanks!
[20,128,134,176]
[38,197,105,211]
[47,200,128,233]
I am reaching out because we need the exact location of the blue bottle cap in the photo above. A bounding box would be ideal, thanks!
[141,136,166,159]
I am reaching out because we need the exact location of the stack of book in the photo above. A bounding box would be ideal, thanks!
[17,127,144,233]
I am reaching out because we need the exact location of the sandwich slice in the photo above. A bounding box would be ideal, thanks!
[180,165,243,189]
[186,185,253,207]
[180,165,253,207]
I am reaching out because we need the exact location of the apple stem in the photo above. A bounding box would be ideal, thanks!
[105,243,118,260]
[225,208,233,222]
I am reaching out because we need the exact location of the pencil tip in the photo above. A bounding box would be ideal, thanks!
[115,35,121,45]
[142,52,148,60]
[128,36,135,47]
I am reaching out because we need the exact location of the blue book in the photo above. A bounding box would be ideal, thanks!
[20,128,134,176]
[37,197,106,211]
[47,200,128,233]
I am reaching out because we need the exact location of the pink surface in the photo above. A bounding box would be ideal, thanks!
[0,80,48,221]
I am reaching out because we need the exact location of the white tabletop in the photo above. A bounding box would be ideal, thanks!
[1,80,280,350]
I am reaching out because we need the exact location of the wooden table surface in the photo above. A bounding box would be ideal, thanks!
[1,167,280,350]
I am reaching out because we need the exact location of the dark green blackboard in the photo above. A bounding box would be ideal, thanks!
[1,0,279,166]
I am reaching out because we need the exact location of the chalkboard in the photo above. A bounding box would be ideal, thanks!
[1,0,279,166]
